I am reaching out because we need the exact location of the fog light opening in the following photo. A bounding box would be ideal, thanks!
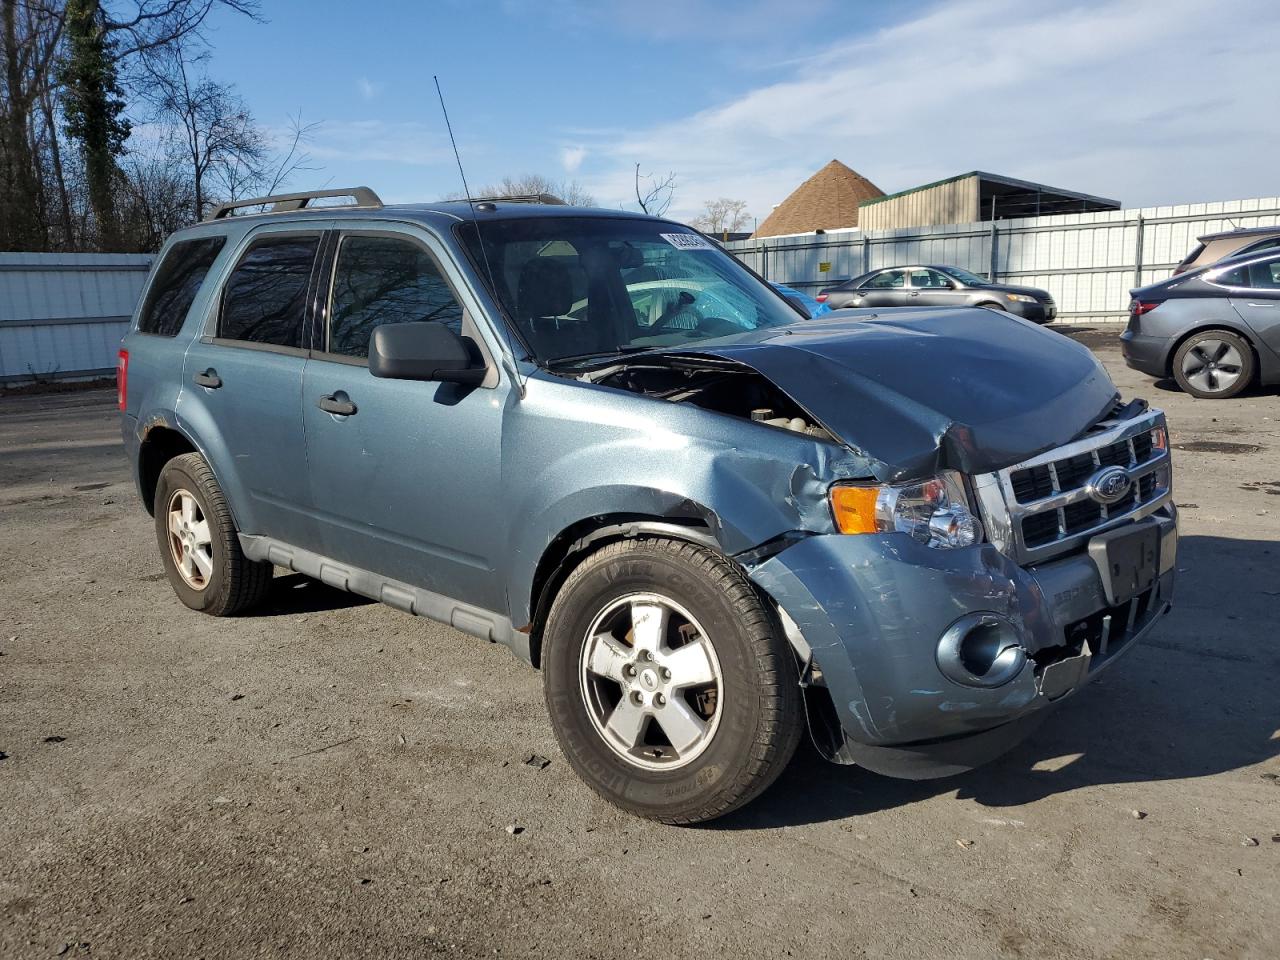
[937,613,1027,688]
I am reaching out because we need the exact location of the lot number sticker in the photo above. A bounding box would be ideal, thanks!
[661,233,716,251]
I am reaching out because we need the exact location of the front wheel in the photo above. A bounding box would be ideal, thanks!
[542,538,803,824]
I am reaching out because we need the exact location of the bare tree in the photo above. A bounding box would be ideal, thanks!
[689,198,750,237]
[444,172,595,207]
[634,163,675,217]
[143,40,267,219]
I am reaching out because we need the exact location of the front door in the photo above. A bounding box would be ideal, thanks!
[178,229,323,549]
[301,227,507,613]
[907,268,963,307]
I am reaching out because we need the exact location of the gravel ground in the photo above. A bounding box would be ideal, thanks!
[1,329,1278,959]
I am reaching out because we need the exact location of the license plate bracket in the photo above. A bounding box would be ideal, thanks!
[1088,521,1160,606]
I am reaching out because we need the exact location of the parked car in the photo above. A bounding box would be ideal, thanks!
[1172,226,1280,275]
[817,265,1057,323]
[770,281,832,318]
[119,187,1176,824]
[1123,248,1280,399]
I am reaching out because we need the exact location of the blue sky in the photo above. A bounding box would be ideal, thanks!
[197,0,1280,222]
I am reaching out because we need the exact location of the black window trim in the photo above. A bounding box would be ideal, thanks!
[207,228,326,357]
[309,226,485,371]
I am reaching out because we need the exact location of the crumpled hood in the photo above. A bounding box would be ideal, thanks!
[676,307,1118,482]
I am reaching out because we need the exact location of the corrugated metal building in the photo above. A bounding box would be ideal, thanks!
[857,172,1120,231]
[0,252,152,383]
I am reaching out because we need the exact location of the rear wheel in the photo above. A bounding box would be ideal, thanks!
[154,453,273,616]
[1173,329,1254,399]
[542,538,803,824]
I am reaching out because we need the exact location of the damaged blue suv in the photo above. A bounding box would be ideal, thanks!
[119,188,1178,824]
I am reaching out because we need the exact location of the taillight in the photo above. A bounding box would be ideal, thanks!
[815,293,829,303]
[1130,300,1160,316]
[116,349,129,411]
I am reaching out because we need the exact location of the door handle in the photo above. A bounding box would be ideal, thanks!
[1246,302,1278,308]
[317,394,357,416]
[193,369,221,389]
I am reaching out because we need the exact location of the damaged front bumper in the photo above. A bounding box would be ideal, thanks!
[749,507,1177,779]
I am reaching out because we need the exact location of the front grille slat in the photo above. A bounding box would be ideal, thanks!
[980,413,1171,564]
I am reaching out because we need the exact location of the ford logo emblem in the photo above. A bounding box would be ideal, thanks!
[1086,466,1133,505]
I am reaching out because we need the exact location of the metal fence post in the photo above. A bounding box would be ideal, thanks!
[1133,213,1145,289]
[989,220,999,281]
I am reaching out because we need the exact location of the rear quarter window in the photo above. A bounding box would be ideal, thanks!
[137,237,226,336]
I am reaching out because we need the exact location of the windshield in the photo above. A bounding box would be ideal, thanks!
[941,266,990,286]
[458,217,800,364]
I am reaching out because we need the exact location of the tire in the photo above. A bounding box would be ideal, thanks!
[977,301,1006,311]
[542,537,803,824]
[1172,329,1255,399]
[153,452,273,616]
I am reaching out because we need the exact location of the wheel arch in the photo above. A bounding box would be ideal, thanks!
[137,423,199,515]
[525,514,722,669]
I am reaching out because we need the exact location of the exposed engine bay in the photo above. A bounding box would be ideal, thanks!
[582,356,835,443]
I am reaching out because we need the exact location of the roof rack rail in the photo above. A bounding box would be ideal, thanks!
[205,186,383,221]
[467,193,566,206]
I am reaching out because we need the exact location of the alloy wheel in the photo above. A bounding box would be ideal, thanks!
[1181,338,1244,395]
[578,593,723,770]
[166,489,214,590]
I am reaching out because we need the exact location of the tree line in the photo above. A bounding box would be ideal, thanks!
[1,0,311,253]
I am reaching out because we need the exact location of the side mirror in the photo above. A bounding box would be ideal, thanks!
[369,322,486,385]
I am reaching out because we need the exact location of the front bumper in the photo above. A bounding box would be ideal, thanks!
[1007,300,1056,323]
[749,509,1177,778]
[1120,329,1172,378]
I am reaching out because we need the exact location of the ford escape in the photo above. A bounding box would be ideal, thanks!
[119,187,1178,824]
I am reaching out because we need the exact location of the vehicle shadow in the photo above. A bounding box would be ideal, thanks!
[254,572,374,616]
[712,533,1280,830]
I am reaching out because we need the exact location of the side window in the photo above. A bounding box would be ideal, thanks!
[138,237,226,336]
[1247,257,1280,290]
[1215,265,1249,287]
[327,234,465,358]
[864,270,905,289]
[909,269,952,288]
[218,234,320,349]
[1239,237,1280,258]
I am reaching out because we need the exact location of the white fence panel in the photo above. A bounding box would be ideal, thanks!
[728,196,1280,322]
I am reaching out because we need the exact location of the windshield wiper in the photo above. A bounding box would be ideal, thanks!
[543,346,656,369]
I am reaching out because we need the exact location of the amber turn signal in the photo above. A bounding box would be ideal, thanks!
[830,485,880,535]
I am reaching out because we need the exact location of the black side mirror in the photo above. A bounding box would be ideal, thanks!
[369,322,486,385]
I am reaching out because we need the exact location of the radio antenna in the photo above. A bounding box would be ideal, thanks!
[433,75,525,395]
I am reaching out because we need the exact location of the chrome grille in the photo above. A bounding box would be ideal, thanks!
[973,408,1172,564]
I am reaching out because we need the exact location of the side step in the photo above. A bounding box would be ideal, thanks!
[238,534,529,663]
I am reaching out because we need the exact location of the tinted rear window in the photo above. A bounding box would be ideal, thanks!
[137,237,226,336]
[218,235,320,349]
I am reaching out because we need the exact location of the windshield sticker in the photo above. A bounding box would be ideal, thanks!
[661,233,716,251]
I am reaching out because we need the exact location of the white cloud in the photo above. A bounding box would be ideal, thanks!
[559,145,587,173]
[577,0,1280,221]
[356,77,382,101]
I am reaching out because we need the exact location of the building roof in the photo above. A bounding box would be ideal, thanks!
[752,160,884,238]
[859,170,1119,218]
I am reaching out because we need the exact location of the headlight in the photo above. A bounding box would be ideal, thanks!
[829,471,983,548]
[1005,293,1037,303]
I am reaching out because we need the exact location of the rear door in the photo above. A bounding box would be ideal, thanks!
[300,226,507,612]
[855,269,908,307]
[1224,253,1280,358]
[178,228,322,549]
